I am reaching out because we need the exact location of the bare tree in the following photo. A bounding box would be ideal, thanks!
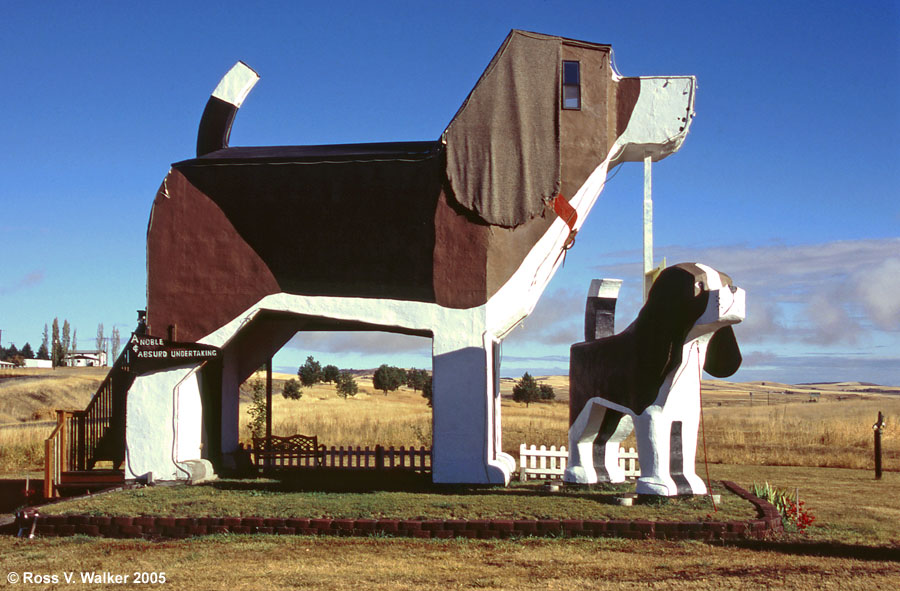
[110,326,121,362]
[96,323,105,357]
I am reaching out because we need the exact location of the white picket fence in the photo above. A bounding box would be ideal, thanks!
[517,443,640,481]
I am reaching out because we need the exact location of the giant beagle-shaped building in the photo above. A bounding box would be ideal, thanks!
[128,30,697,484]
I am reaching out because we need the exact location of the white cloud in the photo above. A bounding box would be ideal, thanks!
[286,331,431,356]
[0,270,44,296]
[591,238,900,344]
[855,257,900,330]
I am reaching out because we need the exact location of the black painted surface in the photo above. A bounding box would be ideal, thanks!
[174,146,444,303]
[196,96,238,157]
[669,421,692,495]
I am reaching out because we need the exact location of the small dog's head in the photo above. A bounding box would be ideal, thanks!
[639,263,745,380]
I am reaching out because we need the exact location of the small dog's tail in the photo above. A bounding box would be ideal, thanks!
[196,62,259,157]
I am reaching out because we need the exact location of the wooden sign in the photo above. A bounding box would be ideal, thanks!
[125,334,220,373]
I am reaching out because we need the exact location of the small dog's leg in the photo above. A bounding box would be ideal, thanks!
[633,407,680,496]
[593,410,633,483]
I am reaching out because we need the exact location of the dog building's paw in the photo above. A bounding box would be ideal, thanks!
[563,464,597,484]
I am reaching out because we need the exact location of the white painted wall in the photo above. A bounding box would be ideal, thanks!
[125,365,205,481]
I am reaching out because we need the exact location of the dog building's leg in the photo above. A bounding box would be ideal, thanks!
[633,407,680,495]
[431,331,511,485]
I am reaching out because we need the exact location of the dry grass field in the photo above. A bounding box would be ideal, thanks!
[3,535,899,591]
[1,369,897,474]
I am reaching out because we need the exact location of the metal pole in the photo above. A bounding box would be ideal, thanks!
[643,155,653,302]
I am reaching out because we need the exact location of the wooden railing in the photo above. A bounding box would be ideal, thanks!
[43,411,69,498]
[43,346,133,497]
[68,376,115,471]
[517,443,640,481]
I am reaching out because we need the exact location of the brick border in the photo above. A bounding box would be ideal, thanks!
[14,481,782,541]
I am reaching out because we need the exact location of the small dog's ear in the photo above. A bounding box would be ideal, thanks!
[704,326,742,377]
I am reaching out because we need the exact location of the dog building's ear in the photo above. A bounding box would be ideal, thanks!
[704,326,742,377]
[443,30,561,227]
[634,267,697,402]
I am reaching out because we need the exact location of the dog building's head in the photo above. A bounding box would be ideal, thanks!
[639,263,745,380]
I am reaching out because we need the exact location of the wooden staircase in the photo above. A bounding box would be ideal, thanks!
[44,344,136,498]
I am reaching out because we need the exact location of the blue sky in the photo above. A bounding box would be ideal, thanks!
[1,1,898,385]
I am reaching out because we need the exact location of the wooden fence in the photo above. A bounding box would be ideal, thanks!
[518,444,640,481]
[252,443,431,474]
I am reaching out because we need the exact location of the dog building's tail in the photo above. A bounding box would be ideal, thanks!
[196,62,260,157]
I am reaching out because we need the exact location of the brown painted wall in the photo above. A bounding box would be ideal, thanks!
[560,43,612,198]
[147,169,281,343]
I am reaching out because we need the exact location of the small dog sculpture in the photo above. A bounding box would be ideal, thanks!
[564,263,745,495]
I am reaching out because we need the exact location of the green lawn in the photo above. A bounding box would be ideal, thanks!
[38,478,752,522]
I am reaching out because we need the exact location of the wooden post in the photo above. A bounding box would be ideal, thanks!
[265,358,273,441]
[643,155,653,302]
[376,445,385,471]
[874,411,885,480]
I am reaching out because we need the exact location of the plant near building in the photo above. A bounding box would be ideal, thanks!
[751,481,816,532]
[246,378,267,438]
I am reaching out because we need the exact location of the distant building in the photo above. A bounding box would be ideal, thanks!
[0,360,15,369]
[63,350,108,367]
[23,359,53,369]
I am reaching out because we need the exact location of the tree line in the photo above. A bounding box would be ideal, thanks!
[0,320,121,367]
[287,357,552,408]
[280,356,434,405]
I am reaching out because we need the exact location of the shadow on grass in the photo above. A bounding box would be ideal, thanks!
[713,539,900,562]
[210,469,719,510]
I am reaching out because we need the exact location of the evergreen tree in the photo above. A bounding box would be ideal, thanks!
[406,368,429,392]
[41,324,49,359]
[72,329,77,352]
[512,372,542,407]
[37,343,49,361]
[21,342,34,359]
[62,320,71,361]
[539,383,556,401]
[51,318,62,367]
[5,344,19,360]
[298,355,323,387]
[282,378,303,400]
[335,371,358,399]
[322,364,340,383]
[421,375,433,407]
[372,364,405,395]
